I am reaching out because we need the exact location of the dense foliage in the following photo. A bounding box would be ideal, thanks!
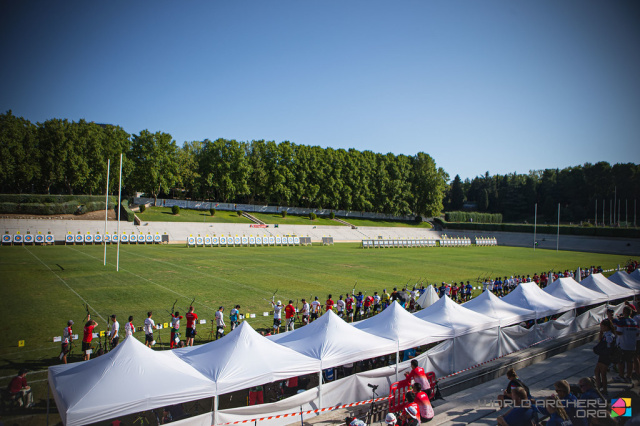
[445,165,640,224]
[0,111,448,217]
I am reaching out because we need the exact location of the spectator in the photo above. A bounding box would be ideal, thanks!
[613,306,638,383]
[553,380,579,423]
[402,359,431,393]
[399,405,419,426]
[545,395,572,426]
[497,387,537,426]
[385,413,397,426]
[594,320,615,395]
[412,383,434,422]
[497,368,530,406]
[9,369,33,408]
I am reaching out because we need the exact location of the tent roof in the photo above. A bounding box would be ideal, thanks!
[579,273,635,300]
[607,271,640,293]
[631,269,640,282]
[413,295,499,336]
[269,310,397,368]
[353,301,454,349]
[175,321,320,395]
[462,290,536,326]
[416,285,439,309]
[543,277,609,307]
[500,283,571,318]
[48,336,216,426]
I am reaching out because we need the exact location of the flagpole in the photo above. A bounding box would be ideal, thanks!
[116,153,122,272]
[533,203,537,251]
[104,159,110,266]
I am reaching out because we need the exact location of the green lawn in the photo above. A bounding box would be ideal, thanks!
[0,243,631,423]
[250,212,344,226]
[343,217,432,228]
[137,206,252,223]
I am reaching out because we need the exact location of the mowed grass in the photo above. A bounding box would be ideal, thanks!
[344,217,432,228]
[0,243,630,374]
[250,212,343,226]
[137,206,252,223]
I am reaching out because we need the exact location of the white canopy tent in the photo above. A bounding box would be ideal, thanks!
[543,277,609,307]
[269,310,397,369]
[413,295,499,335]
[416,285,439,309]
[579,273,635,300]
[462,290,536,327]
[48,336,216,426]
[607,271,640,293]
[631,269,640,282]
[353,301,454,349]
[175,321,320,395]
[501,282,571,318]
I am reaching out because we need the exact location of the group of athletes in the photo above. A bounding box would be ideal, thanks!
[59,264,608,362]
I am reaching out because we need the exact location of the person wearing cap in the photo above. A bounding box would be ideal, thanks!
[399,404,419,426]
[61,320,74,364]
[344,416,366,426]
[215,306,225,340]
[385,413,397,426]
[285,300,296,331]
[109,314,120,349]
[271,300,283,333]
[9,369,33,408]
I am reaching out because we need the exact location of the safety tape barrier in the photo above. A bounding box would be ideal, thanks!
[217,396,389,425]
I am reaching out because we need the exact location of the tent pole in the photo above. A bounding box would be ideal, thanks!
[214,395,218,426]
[498,326,502,357]
[318,370,323,409]
[46,380,50,426]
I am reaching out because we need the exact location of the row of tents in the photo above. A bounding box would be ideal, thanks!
[48,269,640,426]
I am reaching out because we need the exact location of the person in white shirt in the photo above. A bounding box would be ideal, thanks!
[215,306,225,340]
[144,311,156,347]
[124,316,134,339]
[300,299,310,325]
[336,295,346,318]
[109,315,120,349]
[311,297,321,322]
[271,301,283,334]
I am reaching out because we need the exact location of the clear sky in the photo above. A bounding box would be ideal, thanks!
[1,1,639,181]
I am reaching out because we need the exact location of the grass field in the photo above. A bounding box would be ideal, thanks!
[0,243,631,423]
[137,207,253,223]
[344,217,432,228]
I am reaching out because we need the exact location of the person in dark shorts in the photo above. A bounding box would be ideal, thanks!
[497,368,530,406]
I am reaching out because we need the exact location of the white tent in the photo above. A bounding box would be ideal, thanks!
[416,285,439,309]
[462,290,536,327]
[631,269,640,282]
[543,277,609,307]
[607,271,640,293]
[353,301,454,350]
[175,321,320,395]
[413,295,499,335]
[579,273,635,300]
[270,310,397,369]
[48,336,216,426]
[501,282,571,318]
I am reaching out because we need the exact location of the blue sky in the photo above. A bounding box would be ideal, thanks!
[1,1,639,181]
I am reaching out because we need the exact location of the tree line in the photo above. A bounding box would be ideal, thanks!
[446,163,640,224]
[0,111,448,217]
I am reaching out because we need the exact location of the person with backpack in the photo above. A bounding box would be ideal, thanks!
[496,368,530,406]
[594,319,616,395]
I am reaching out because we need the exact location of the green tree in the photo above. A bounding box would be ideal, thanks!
[0,111,39,193]
[411,152,448,217]
[130,130,178,205]
[449,174,465,210]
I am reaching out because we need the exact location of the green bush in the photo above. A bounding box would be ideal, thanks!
[415,215,423,224]
[0,194,117,215]
[237,210,244,217]
[210,208,216,216]
[329,212,335,219]
[309,212,317,220]
[172,205,180,215]
[281,210,287,218]
[139,204,146,213]
[445,211,503,224]
[440,221,640,238]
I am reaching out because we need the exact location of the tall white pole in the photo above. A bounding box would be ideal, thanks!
[116,153,123,272]
[533,203,537,251]
[556,203,560,252]
[618,199,621,226]
[614,187,617,226]
[104,159,110,266]
[602,199,605,228]
[595,199,597,226]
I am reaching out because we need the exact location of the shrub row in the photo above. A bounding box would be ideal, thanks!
[441,221,640,238]
[0,194,116,206]
[445,211,503,224]
[118,199,135,222]
[0,200,117,215]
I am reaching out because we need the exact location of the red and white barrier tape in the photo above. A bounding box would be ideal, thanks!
[218,396,388,425]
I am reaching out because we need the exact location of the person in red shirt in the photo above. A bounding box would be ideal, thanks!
[402,359,431,392]
[363,295,373,317]
[345,295,354,322]
[9,369,33,408]
[398,392,420,424]
[450,284,458,302]
[285,300,296,331]
[325,295,335,313]
[185,306,198,347]
[82,316,98,361]
[412,383,434,422]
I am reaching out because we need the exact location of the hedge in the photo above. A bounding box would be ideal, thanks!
[118,199,135,222]
[445,211,503,224]
[0,194,118,215]
[441,221,640,238]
